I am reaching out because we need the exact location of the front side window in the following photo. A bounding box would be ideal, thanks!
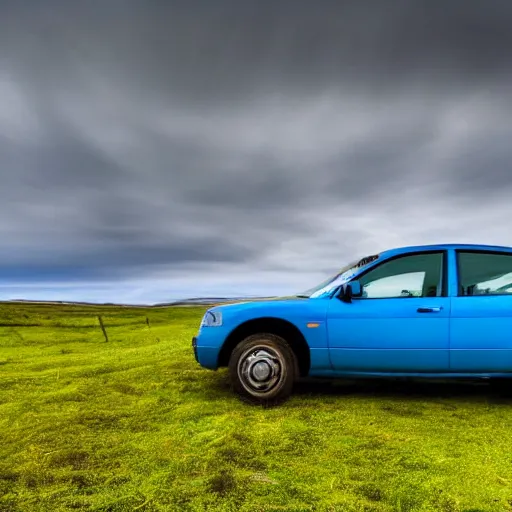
[458,251,512,296]
[358,252,444,299]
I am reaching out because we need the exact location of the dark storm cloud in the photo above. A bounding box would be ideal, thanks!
[0,0,512,299]
[0,237,253,282]
[3,0,512,100]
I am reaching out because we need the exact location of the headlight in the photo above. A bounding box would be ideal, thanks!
[200,310,223,327]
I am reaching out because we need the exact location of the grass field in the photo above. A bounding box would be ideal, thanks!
[2,303,512,511]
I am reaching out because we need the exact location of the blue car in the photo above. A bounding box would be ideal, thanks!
[192,244,512,404]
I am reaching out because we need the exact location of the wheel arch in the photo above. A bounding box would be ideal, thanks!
[217,317,311,377]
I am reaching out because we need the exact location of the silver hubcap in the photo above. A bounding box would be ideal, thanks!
[237,346,284,394]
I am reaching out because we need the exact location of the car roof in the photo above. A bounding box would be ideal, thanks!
[380,243,512,258]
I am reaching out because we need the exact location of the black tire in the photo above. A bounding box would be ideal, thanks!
[228,333,298,406]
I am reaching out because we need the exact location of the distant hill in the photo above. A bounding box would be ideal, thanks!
[1,297,274,307]
[153,296,273,306]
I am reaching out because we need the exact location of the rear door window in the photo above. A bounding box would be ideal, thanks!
[457,251,512,296]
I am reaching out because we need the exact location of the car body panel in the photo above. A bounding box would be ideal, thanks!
[193,243,512,379]
[449,247,512,372]
[327,297,451,372]
[450,296,512,372]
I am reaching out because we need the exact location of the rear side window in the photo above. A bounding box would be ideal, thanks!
[457,251,512,296]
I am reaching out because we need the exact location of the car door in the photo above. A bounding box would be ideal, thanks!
[327,251,450,372]
[450,250,512,372]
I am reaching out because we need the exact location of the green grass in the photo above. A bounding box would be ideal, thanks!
[2,303,512,511]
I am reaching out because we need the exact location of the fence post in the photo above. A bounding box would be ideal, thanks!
[98,316,109,342]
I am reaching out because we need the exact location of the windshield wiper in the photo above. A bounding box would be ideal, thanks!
[294,294,310,299]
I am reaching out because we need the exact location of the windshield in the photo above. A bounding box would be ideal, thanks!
[297,254,379,299]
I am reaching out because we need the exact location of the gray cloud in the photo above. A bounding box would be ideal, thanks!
[0,0,512,301]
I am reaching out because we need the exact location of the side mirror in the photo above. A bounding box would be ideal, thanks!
[340,280,362,302]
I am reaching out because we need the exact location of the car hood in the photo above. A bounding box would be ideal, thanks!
[208,296,310,316]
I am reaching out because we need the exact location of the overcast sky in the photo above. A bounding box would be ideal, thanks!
[1,1,512,303]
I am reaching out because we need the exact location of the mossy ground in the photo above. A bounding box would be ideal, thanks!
[1,303,512,511]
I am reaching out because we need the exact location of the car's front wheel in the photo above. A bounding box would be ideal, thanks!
[228,333,298,406]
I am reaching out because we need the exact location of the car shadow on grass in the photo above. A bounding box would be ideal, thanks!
[293,377,512,405]
[206,370,512,407]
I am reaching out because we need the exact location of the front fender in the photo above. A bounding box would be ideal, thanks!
[195,299,330,371]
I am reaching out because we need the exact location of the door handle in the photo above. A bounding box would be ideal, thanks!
[417,306,443,313]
